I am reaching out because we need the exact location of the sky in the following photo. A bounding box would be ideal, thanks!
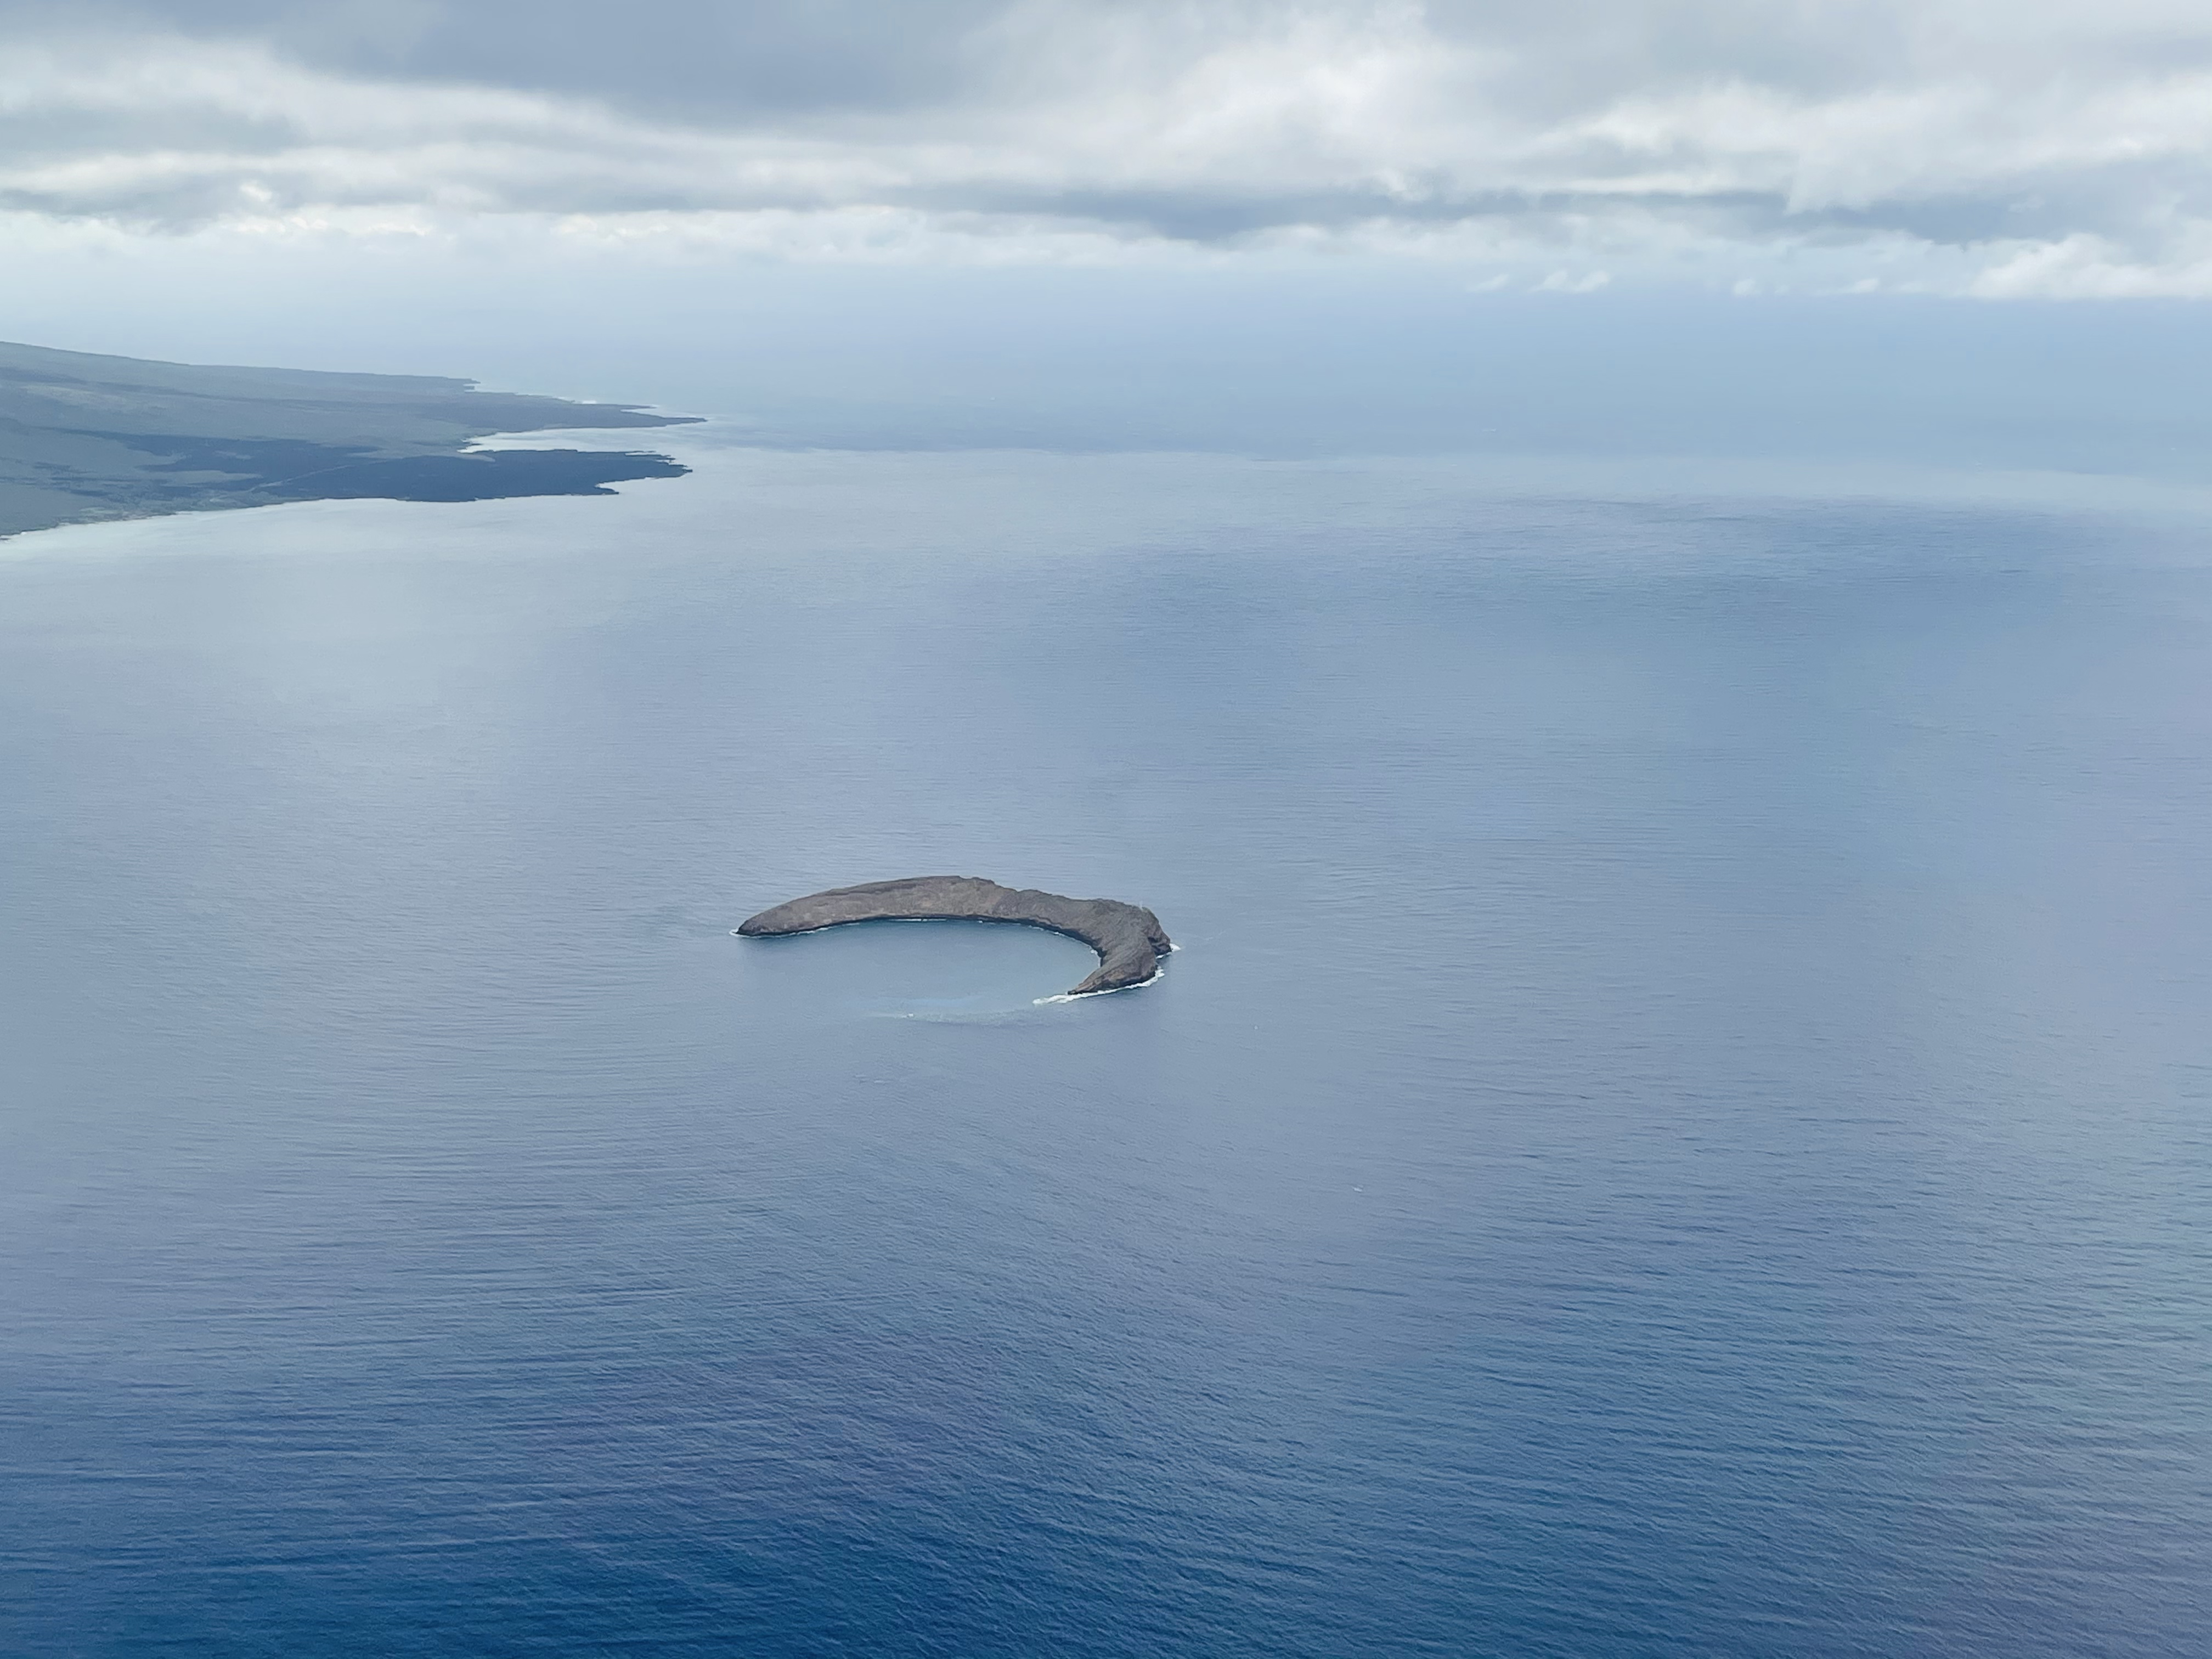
[3,1,2209,472]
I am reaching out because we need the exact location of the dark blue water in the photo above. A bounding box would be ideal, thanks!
[3,446,2209,1657]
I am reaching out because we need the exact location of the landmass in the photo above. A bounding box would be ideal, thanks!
[738,877,1172,997]
[0,337,698,540]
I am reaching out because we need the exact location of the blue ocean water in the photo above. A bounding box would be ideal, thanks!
[2,443,2208,1657]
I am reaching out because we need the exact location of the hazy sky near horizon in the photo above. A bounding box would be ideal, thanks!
[3,0,2211,298]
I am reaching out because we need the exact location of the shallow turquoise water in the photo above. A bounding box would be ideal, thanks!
[2,447,2208,1656]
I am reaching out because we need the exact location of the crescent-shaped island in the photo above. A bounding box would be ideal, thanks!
[737,877,1172,997]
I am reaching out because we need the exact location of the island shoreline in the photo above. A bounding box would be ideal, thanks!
[737,877,1172,998]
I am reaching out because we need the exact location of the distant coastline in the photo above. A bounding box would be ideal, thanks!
[0,338,698,540]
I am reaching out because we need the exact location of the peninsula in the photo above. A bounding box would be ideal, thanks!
[0,338,696,540]
[738,877,1172,997]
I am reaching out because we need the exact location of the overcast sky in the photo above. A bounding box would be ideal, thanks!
[3,0,2210,297]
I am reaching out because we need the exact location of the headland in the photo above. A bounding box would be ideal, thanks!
[0,338,696,540]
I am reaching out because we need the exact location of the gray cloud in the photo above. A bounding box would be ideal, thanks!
[0,0,1015,118]
[3,1,2209,294]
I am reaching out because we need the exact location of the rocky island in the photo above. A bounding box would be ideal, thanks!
[1,337,695,540]
[738,877,1172,997]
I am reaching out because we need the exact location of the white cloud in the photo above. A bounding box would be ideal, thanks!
[0,2,2208,293]
[1967,232,2212,298]
[1536,270,1612,293]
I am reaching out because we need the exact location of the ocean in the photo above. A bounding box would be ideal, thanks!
[3,437,2208,1656]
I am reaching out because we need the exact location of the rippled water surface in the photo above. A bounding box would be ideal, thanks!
[3,445,2208,1657]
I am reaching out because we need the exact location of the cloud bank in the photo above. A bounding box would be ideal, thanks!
[3,0,2209,294]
